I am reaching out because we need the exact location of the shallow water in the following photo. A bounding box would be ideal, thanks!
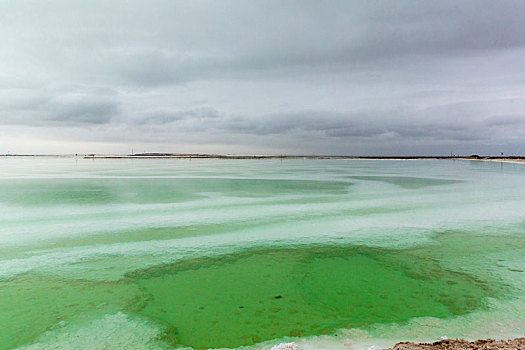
[0,158,523,349]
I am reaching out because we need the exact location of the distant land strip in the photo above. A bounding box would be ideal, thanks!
[1,153,524,162]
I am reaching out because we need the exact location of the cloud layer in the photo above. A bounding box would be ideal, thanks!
[1,0,524,155]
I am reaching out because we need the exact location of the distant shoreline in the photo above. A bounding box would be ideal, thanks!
[474,157,525,164]
[1,154,524,162]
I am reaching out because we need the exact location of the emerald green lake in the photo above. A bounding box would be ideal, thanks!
[0,158,523,349]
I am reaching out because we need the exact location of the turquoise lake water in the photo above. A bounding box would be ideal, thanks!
[0,157,523,349]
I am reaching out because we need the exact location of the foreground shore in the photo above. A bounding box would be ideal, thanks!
[272,338,525,350]
[388,337,525,349]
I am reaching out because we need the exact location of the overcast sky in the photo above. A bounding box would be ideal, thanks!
[1,0,524,155]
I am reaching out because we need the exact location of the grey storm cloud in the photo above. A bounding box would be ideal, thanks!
[0,0,524,155]
[123,106,520,144]
[48,98,118,125]
[485,115,525,127]
[0,91,118,126]
[77,0,525,86]
[136,108,222,125]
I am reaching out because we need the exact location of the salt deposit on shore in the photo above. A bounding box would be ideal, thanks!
[270,338,525,350]
[388,337,525,349]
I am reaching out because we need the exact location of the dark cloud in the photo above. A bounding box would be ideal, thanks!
[135,108,222,125]
[48,99,117,125]
[0,90,118,126]
[96,0,525,85]
[485,115,525,127]
[113,106,522,145]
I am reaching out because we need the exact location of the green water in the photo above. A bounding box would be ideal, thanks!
[1,232,514,349]
[0,158,524,349]
[131,238,507,349]
[0,277,144,349]
[346,176,462,189]
[0,178,349,206]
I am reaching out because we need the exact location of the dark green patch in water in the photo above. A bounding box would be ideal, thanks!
[1,232,517,350]
[126,243,503,349]
[0,178,350,206]
[347,176,461,189]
